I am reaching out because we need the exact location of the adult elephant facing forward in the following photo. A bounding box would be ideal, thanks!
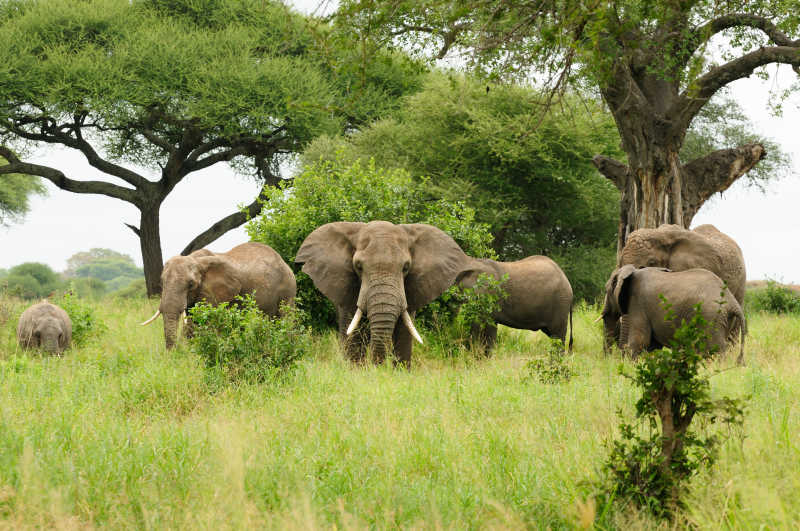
[296,221,470,366]
[142,242,296,349]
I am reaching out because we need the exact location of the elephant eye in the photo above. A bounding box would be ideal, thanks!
[353,260,363,273]
[402,261,410,275]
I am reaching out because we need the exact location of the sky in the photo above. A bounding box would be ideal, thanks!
[1,3,798,283]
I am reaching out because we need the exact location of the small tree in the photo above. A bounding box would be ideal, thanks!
[600,298,746,519]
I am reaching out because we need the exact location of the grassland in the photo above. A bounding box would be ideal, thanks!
[0,295,798,529]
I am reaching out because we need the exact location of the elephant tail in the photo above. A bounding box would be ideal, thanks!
[567,303,574,353]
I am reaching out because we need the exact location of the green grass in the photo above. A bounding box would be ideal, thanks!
[0,294,798,529]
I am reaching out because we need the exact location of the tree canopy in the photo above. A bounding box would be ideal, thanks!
[0,0,425,294]
[336,0,800,251]
[303,73,622,298]
[0,156,45,226]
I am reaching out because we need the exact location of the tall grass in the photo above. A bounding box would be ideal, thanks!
[0,294,798,528]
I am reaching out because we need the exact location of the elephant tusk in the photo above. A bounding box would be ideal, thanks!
[402,310,424,344]
[182,311,188,325]
[593,314,603,323]
[140,309,161,326]
[346,307,363,336]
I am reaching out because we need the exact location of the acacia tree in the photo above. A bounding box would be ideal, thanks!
[336,0,800,252]
[0,0,422,295]
[0,156,45,226]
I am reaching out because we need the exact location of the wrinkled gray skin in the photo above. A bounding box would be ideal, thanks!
[152,242,296,349]
[457,256,573,354]
[17,301,72,354]
[601,266,745,364]
[610,224,746,354]
[296,221,470,367]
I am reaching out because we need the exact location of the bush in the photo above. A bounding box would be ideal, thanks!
[746,280,800,314]
[112,278,147,299]
[525,339,573,384]
[1,262,62,299]
[247,156,496,330]
[597,298,746,519]
[54,288,106,346]
[188,296,311,384]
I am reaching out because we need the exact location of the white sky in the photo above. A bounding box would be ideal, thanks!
[1,2,798,283]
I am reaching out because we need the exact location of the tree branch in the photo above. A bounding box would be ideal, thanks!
[0,146,140,204]
[124,222,141,237]
[681,143,766,223]
[3,118,149,189]
[676,45,800,128]
[592,154,629,190]
[694,14,800,50]
[180,188,268,255]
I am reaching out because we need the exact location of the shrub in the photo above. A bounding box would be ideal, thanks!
[746,279,800,314]
[247,156,496,330]
[112,278,147,299]
[525,339,573,384]
[188,296,311,384]
[54,288,106,346]
[597,298,746,519]
[2,262,62,299]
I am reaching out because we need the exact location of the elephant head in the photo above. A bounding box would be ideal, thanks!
[620,224,719,271]
[17,302,71,354]
[296,221,469,362]
[600,265,637,353]
[142,249,242,349]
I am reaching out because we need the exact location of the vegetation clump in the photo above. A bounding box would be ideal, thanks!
[54,288,106,346]
[525,339,574,384]
[598,299,746,519]
[747,280,800,315]
[189,296,311,384]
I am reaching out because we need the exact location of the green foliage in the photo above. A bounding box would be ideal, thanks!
[111,278,147,299]
[54,288,106,346]
[599,298,747,519]
[1,262,62,299]
[64,248,143,295]
[70,277,108,300]
[303,74,621,299]
[247,156,496,329]
[188,296,311,384]
[525,339,574,384]
[453,273,508,331]
[0,156,46,226]
[747,280,800,314]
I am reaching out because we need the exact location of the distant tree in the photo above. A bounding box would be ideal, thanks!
[2,262,62,299]
[303,74,622,298]
[64,248,136,277]
[0,0,424,295]
[337,0,800,253]
[0,156,45,226]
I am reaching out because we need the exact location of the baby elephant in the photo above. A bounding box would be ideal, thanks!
[600,265,745,363]
[17,301,72,354]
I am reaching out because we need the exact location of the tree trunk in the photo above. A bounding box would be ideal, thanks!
[139,204,164,297]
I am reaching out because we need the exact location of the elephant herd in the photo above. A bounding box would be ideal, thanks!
[15,221,747,365]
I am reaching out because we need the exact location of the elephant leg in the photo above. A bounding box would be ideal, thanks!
[470,323,497,356]
[338,308,368,363]
[622,314,651,359]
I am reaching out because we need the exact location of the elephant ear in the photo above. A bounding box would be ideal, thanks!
[295,222,365,308]
[454,258,499,289]
[401,224,470,311]
[613,265,637,314]
[196,256,243,304]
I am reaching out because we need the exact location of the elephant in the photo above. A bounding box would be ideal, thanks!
[610,224,746,354]
[17,301,72,354]
[456,256,573,354]
[600,265,745,363]
[141,242,296,349]
[619,224,746,303]
[295,220,471,366]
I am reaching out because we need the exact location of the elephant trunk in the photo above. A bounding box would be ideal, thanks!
[42,335,59,354]
[364,276,405,362]
[163,313,181,350]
